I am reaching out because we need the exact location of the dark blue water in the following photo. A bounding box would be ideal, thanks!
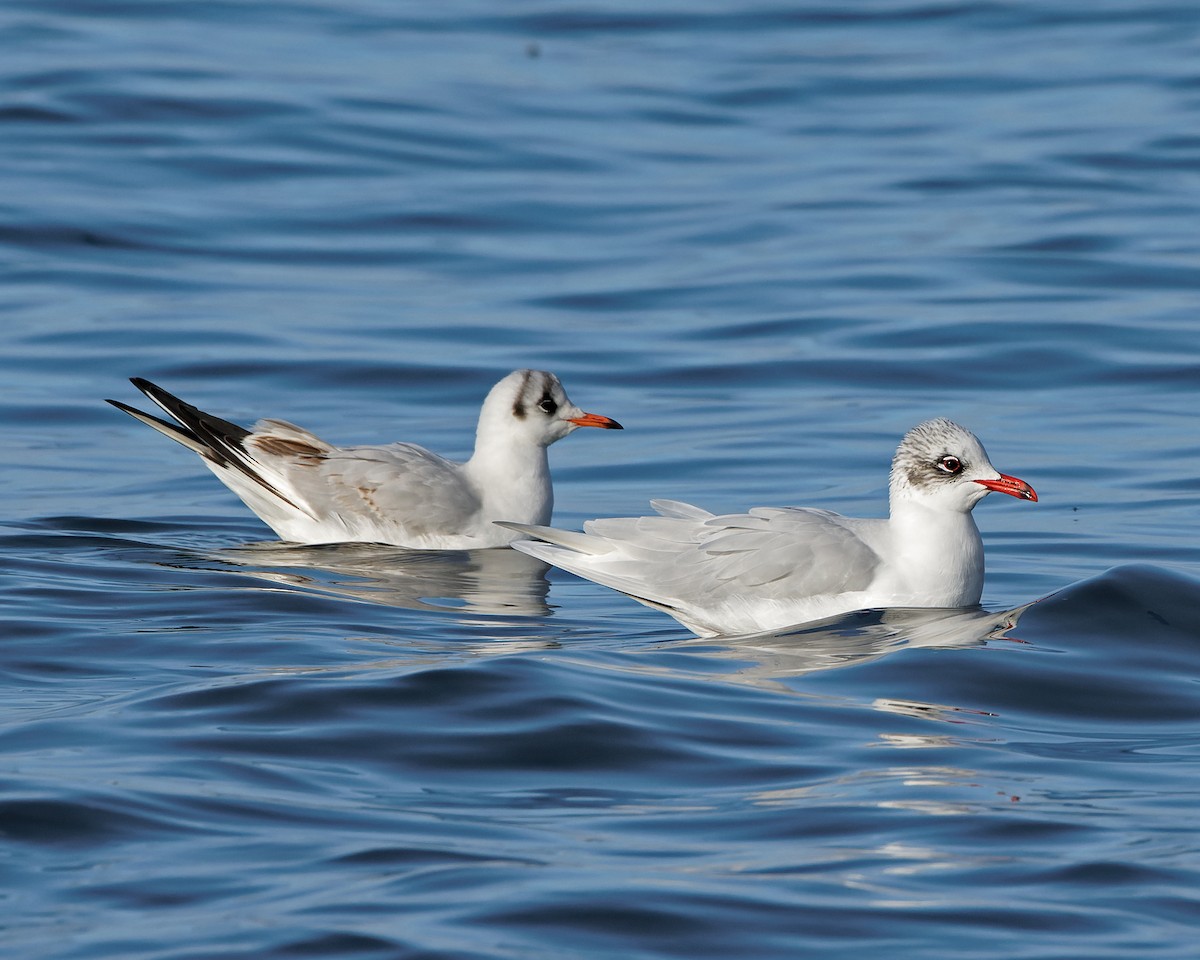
[3,2,1200,957]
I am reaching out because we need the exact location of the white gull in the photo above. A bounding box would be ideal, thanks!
[108,370,621,549]
[502,418,1036,636]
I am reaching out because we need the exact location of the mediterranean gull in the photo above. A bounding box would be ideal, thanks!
[501,418,1036,636]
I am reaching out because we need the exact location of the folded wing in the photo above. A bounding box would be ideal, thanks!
[505,500,883,629]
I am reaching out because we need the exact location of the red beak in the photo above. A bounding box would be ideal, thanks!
[975,473,1037,502]
[566,412,623,430]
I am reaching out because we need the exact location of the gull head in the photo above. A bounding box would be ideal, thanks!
[889,418,1037,513]
[480,369,623,448]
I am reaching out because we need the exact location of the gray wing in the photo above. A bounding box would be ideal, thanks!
[508,503,882,608]
[703,507,880,595]
[591,507,880,601]
[241,419,482,539]
[302,441,483,537]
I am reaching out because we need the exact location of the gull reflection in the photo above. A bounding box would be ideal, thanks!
[653,601,1034,687]
[215,541,553,617]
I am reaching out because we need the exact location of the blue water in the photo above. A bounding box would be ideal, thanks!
[3,1,1200,957]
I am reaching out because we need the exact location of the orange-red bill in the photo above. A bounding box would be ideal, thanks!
[567,412,623,430]
[976,473,1037,502]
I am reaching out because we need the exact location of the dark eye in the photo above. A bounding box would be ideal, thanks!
[538,397,558,415]
[937,455,963,475]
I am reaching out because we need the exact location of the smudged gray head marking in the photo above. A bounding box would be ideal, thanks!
[510,370,534,419]
[511,370,564,421]
[890,418,989,493]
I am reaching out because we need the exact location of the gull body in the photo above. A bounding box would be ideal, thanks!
[108,370,621,549]
[503,419,1036,636]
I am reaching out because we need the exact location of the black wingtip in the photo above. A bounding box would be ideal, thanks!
[106,397,139,415]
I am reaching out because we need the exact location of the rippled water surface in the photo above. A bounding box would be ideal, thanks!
[3,2,1200,958]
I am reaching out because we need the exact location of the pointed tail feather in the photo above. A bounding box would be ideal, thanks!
[495,521,615,556]
[502,521,708,629]
[650,499,714,520]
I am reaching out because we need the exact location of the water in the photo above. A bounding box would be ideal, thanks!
[3,1,1200,957]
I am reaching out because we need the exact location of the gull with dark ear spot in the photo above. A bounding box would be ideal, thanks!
[107,370,621,549]
[501,418,1035,637]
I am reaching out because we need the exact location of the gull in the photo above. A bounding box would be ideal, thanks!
[502,418,1036,636]
[107,370,622,549]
